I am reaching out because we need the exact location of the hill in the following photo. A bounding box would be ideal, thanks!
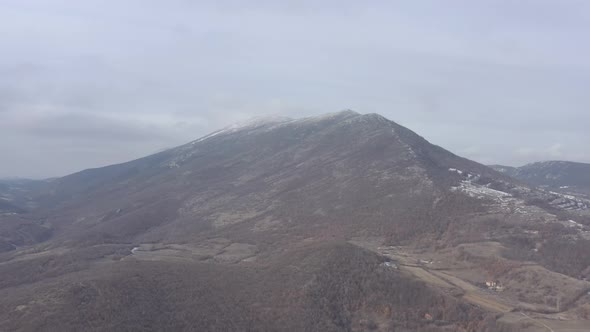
[1,111,590,331]
[491,161,590,196]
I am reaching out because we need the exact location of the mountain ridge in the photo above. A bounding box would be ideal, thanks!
[491,160,590,196]
[2,111,590,331]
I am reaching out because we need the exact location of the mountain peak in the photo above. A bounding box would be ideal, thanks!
[334,109,360,117]
[190,111,364,145]
[227,115,294,129]
[297,110,359,123]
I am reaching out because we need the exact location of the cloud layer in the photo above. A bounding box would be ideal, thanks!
[1,1,590,177]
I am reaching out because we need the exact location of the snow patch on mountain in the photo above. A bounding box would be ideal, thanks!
[452,181,516,206]
[191,115,294,144]
[449,168,463,175]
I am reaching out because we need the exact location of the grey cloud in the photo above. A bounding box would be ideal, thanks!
[1,0,589,177]
[13,113,165,142]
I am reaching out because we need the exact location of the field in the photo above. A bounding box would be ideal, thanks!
[359,241,590,331]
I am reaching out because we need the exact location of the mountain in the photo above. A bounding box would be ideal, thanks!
[491,161,590,196]
[2,111,590,331]
[21,111,509,249]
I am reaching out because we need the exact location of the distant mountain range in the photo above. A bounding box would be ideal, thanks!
[1,111,590,331]
[491,161,590,196]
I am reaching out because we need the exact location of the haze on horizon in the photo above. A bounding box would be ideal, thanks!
[1,0,589,178]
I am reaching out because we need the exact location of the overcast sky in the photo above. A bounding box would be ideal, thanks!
[1,0,590,178]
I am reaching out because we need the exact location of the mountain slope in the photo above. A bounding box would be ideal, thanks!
[27,111,511,249]
[0,242,494,331]
[2,111,590,331]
